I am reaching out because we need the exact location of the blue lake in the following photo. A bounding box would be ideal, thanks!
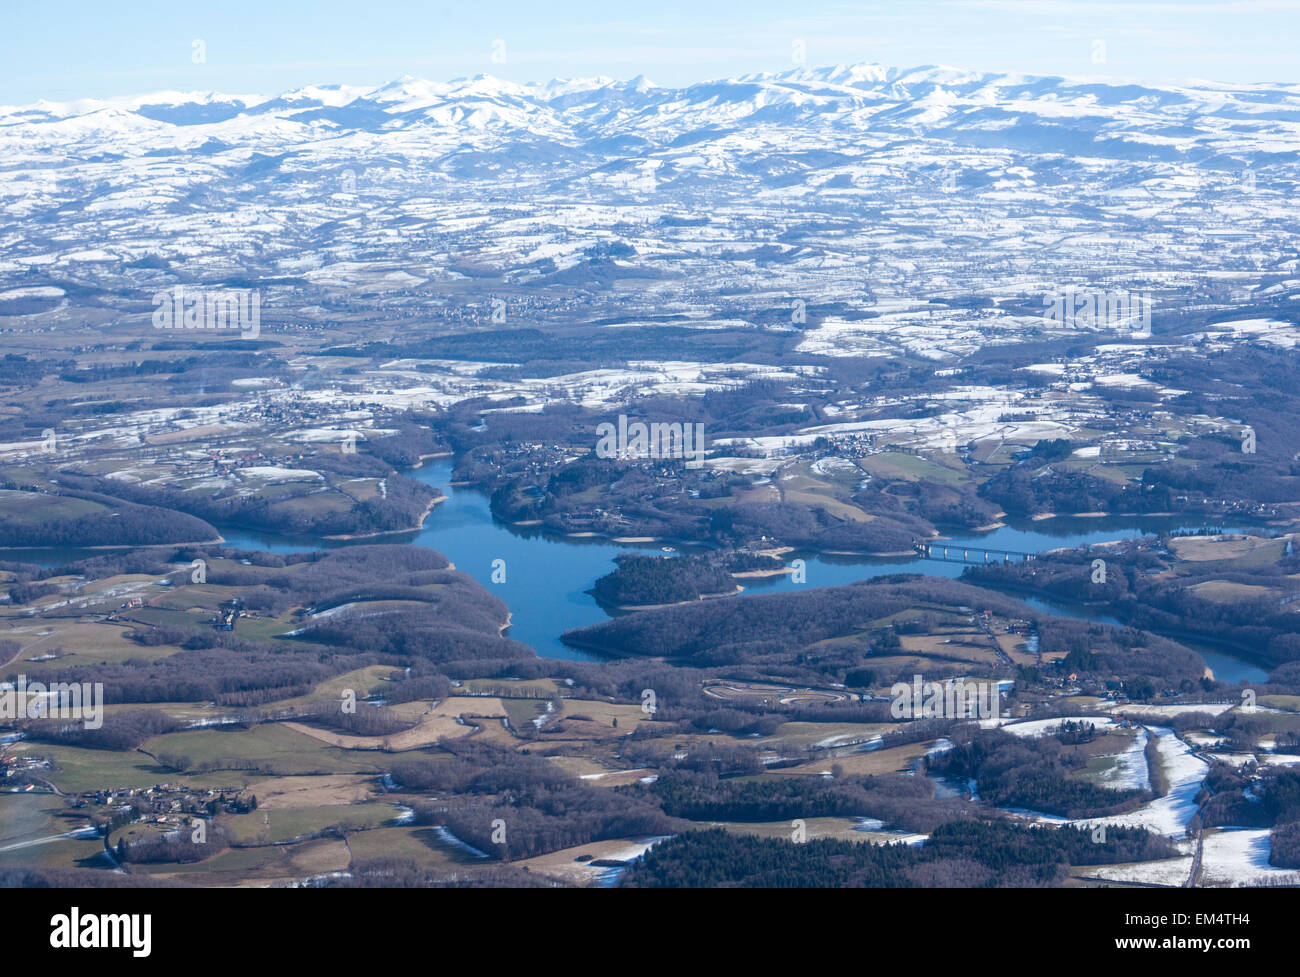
[4,457,1270,681]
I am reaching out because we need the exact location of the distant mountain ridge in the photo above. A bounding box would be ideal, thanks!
[6,63,1300,159]
[2,62,1296,335]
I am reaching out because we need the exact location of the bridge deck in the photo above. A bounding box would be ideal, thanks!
[914,543,1036,565]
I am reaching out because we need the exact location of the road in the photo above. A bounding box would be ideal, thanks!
[1180,731,1216,888]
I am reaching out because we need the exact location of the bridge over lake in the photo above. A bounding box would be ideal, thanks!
[914,541,1037,565]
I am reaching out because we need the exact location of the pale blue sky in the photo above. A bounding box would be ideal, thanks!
[2,0,1296,105]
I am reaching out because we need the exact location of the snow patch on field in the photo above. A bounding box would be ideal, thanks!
[1194,318,1299,350]
[1111,702,1236,718]
[1096,727,1150,791]
[1080,856,1194,887]
[1199,828,1300,887]
[1204,753,1256,768]
[706,456,785,475]
[852,818,928,846]
[1000,716,1114,738]
[432,826,491,859]
[310,602,358,621]
[0,286,64,299]
[813,733,883,750]
[1258,753,1300,767]
[810,456,858,476]
[238,466,324,483]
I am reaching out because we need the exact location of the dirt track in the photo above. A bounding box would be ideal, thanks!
[703,681,851,706]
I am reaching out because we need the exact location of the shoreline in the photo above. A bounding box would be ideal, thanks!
[1029,511,1183,521]
[406,451,453,470]
[321,493,446,540]
[612,584,744,612]
[554,634,649,660]
[976,578,1276,674]
[0,536,223,553]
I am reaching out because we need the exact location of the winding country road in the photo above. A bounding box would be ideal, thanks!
[1179,731,1217,888]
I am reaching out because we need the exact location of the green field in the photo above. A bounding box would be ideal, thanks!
[226,801,399,843]
[27,742,249,794]
[0,835,107,871]
[459,677,561,697]
[0,489,106,526]
[502,697,552,731]
[345,824,485,867]
[859,452,965,487]
[0,792,77,846]
[262,664,401,712]
[143,722,389,776]
[127,843,289,879]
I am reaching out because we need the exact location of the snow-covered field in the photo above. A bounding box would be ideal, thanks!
[1110,702,1237,719]
[1079,855,1195,887]
[1258,753,1300,767]
[852,818,928,846]
[998,716,1114,738]
[1075,728,1206,838]
[1199,829,1300,887]
[1094,727,1151,792]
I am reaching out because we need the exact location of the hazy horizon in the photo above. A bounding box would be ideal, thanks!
[3,0,1298,105]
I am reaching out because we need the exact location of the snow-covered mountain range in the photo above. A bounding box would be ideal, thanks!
[1,64,1297,340]
[8,63,1300,155]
